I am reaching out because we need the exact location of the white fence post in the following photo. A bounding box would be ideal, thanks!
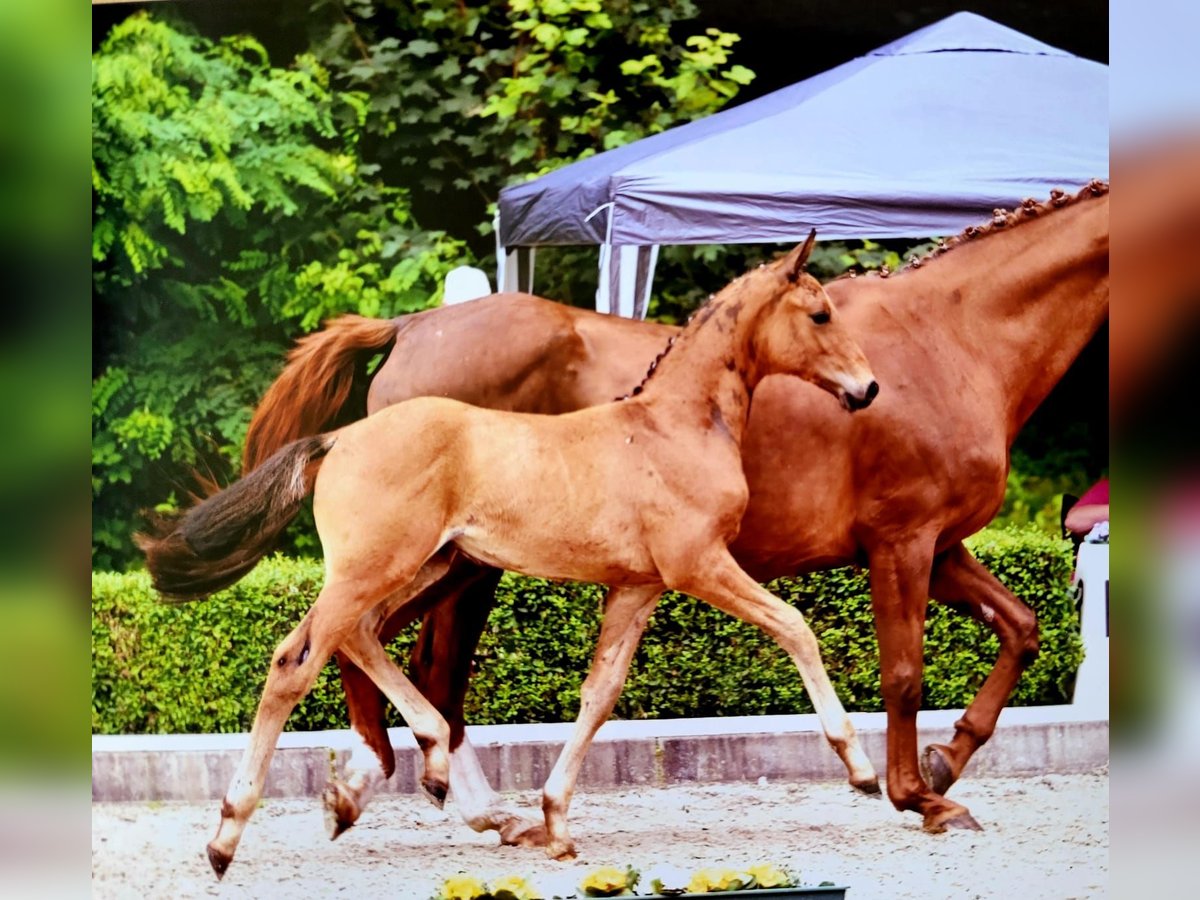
[1071,541,1109,717]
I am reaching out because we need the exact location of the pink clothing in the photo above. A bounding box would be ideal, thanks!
[1076,478,1109,508]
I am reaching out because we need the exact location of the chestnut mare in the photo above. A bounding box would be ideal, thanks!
[240,182,1110,851]
[139,236,881,875]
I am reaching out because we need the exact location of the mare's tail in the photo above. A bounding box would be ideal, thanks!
[243,315,396,473]
[136,435,336,601]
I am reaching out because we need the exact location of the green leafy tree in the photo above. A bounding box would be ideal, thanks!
[309,0,753,201]
[304,0,758,307]
[92,13,466,567]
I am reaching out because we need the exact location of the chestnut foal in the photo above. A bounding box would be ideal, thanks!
[139,234,879,874]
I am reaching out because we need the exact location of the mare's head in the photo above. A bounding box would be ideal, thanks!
[752,231,879,411]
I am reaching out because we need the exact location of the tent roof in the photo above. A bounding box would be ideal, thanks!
[498,12,1108,247]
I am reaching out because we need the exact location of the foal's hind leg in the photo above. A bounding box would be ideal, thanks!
[207,578,399,878]
[337,617,457,810]
[543,584,662,860]
[332,559,547,846]
[922,542,1039,795]
[665,549,879,795]
[322,554,457,838]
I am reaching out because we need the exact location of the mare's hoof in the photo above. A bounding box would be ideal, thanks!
[499,817,548,848]
[420,778,448,809]
[852,777,882,798]
[322,782,361,840]
[206,843,232,880]
[923,809,983,834]
[920,744,956,795]
[942,811,983,832]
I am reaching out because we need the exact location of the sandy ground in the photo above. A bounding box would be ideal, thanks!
[92,772,1108,899]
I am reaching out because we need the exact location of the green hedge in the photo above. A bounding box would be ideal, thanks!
[91,528,1083,734]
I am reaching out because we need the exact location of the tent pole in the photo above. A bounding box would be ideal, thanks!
[633,245,659,320]
[586,202,616,314]
[493,210,508,292]
[525,247,537,293]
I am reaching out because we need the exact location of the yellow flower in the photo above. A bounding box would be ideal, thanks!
[686,867,748,893]
[581,865,637,896]
[490,874,539,900]
[440,874,488,900]
[745,864,795,889]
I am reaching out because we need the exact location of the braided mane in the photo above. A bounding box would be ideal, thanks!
[615,179,1109,400]
[615,332,679,401]
[835,179,1110,281]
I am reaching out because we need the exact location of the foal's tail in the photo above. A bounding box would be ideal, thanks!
[136,434,337,602]
[243,315,397,473]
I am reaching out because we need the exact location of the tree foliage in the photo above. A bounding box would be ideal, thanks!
[307,0,754,204]
[92,13,467,567]
[303,0,764,309]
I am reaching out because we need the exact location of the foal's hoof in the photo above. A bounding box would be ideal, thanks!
[420,777,448,810]
[499,816,549,849]
[852,777,882,798]
[920,744,957,795]
[545,837,577,861]
[322,782,361,840]
[206,843,232,880]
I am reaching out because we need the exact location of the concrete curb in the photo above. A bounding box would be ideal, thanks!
[92,705,1108,802]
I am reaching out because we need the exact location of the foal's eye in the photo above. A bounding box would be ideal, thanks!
[810,311,831,325]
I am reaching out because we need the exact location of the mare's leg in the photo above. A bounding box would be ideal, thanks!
[207,576,407,877]
[542,584,662,860]
[330,653,395,820]
[666,550,878,795]
[867,541,981,832]
[921,542,1039,795]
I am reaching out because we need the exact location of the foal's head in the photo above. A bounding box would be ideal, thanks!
[753,231,879,411]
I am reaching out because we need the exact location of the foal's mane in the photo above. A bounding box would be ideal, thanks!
[615,255,782,402]
[833,179,1110,282]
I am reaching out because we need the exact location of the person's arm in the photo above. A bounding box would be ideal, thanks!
[1065,502,1109,535]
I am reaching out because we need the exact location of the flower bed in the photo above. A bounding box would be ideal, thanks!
[433,864,849,899]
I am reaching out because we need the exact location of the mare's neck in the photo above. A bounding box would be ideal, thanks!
[633,276,769,448]
[898,195,1108,442]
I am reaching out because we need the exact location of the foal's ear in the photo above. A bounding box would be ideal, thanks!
[785,229,818,283]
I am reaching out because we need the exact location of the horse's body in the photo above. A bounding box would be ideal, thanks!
[239,182,1110,850]
[141,237,883,873]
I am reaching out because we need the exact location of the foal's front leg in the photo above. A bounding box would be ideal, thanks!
[542,584,663,860]
[666,548,879,795]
